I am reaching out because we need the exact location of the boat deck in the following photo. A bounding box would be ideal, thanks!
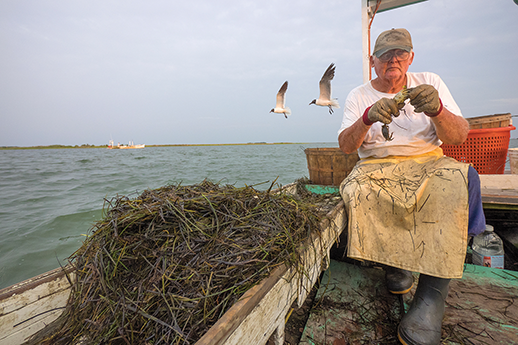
[300,260,518,345]
[299,174,518,345]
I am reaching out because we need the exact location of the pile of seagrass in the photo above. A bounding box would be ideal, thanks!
[27,179,333,345]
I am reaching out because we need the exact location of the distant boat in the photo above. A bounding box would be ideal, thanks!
[108,140,145,149]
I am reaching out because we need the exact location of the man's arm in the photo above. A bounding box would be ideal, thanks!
[429,107,469,145]
[339,97,400,154]
[338,117,371,154]
[408,84,469,145]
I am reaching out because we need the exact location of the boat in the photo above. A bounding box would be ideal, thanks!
[0,183,346,345]
[107,140,145,149]
[118,142,145,149]
[2,1,516,342]
[1,177,517,345]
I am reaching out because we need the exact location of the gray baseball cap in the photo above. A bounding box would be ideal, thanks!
[373,28,413,58]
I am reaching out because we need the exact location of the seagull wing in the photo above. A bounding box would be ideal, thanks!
[319,63,335,101]
[276,81,288,108]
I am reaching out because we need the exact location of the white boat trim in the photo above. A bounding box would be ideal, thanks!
[0,266,75,345]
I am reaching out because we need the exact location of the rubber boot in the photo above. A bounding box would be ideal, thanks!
[385,266,413,294]
[397,274,450,345]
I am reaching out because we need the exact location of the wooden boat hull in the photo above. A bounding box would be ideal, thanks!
[3,175,516,344]
[0,266,75,345]
[0,185,347,345]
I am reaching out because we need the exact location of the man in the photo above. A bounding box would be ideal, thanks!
[337,28,486,345]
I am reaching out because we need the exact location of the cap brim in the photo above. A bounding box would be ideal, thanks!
[374,46,411,58]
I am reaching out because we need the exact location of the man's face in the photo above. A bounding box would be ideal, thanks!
[370,49,414,82]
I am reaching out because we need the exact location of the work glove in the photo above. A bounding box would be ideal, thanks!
[363,98,400,125]
[408,84,443,116]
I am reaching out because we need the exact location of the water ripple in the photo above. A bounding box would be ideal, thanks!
[0,143,338,289]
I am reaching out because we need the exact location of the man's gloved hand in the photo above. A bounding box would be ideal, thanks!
[363,98,400,125]
[408,84,443,116]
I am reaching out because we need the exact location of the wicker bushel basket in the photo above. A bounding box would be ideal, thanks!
[466,113,511,129]
[304,148,359,186]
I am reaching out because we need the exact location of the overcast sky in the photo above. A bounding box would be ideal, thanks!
[1,0,517,147]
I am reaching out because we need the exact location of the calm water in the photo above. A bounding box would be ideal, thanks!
[0,143,338,289]
[2,139,518,290]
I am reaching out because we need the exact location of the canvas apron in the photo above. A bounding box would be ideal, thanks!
[339,148,469,279]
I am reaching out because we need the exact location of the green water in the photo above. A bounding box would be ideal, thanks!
[0,143,339,289]
[2,139,517,290]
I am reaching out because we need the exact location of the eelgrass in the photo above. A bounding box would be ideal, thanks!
[26,179,331,345]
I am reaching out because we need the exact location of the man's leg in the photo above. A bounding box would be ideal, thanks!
[467,165,486,237]
[397,274,450,345]
[397,166,485,344]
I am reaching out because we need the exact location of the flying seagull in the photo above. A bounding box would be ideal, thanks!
[270,81,291,118]
[309,63,340,114]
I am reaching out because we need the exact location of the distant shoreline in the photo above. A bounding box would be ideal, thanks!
[0,142,317,150]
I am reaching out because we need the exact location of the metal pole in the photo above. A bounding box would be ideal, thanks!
[362,1,429,83]
[361,0,372,84]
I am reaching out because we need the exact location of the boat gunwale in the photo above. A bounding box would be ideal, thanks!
[0,265,74,302]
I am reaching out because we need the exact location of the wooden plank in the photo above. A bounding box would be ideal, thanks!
[0,309,65,345]
[467,113,512,129]
[479,174,518,208]
[482,196,518,208]
[480,174,518,196]
[0,266,73,302]
[297,201,346,308]
[300,260,399,344]
[0,291,70,345]
[195,265,289,345]
[0,267,74,345]
[0,268,73,314]
[218,266,298,345]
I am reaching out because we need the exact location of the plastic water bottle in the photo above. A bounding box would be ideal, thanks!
[472,224,505,269]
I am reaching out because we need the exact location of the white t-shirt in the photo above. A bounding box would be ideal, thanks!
[338,72,463,158]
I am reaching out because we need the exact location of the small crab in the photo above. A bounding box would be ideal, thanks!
[380,86,410,141]
[393,85,410,107]
[382,123,393,141]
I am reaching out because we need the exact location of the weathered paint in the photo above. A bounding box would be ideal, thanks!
[0,266,74,345]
